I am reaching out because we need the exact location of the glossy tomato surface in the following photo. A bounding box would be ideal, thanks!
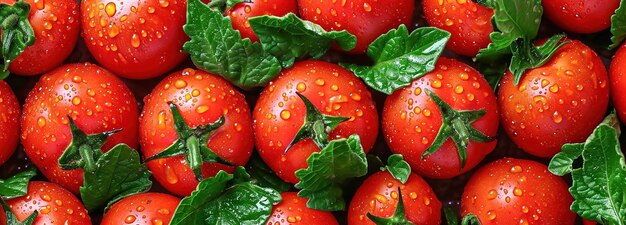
[383,58,499,179]
[81,0,188,79]
[228,0,298,42]
[254,60,379,183]
[0,81,20,166]
[266,192,339,225]
[101,193,180,225]
[348,171,441,225]
[542,0,620,34]
[498,40,609,158]
[21,63,139,194]
[140,68,254,197]
[610,43,626,123]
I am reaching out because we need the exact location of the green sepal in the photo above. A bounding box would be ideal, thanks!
[284,93,350,154]
[367,188,414,225]
[462,214,481,225]
[381,155,411,184]
[0,168,37,199]
[609,0,626,50]
[421,90,493,169]
[443,207,459,225]
[1,199,37,225]
[58,116,121,173]
[0,0,35,79]
[509,35,567,85]
[144,102,234,181]
[245,152,293,192]
[205,0,246,13]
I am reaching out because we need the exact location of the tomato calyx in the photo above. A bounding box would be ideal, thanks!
[284,92,350,154]
[205,0,248,13]
[58,116,122,173]
[0,0,35,79]
[144,102,235,181]
[421,90,493,169]
[367,188,414,225]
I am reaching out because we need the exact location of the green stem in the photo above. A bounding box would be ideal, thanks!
[451,119,470,143]
[1,14,18,30]
[78,145,97,173]
[186,136,203,172]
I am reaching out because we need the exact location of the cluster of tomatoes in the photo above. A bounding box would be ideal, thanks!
[0,0,623,224]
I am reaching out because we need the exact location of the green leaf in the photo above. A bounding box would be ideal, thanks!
[80,144,152,211]
[342,25,450,95]
[477,60,508,90]
[548,143,584,176]
[226,0,244,7]
[610,0,626,50]
[0,168,36,199]
[246,153,292,192]
[0,0,35,79]
[549,114,626,224]
[183,0,281,89]
[170,169,282,225]
[382,155,411,184]
[462,214,481,225]
[1,199,37,225]
[443,207,459,225]
[295,135,368,211]
[367,188,414,225]
[509,35,567,85]
[249,13,356,68]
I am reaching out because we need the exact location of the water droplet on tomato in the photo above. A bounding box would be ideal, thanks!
[487,210,496,220]
[280,110,291,120]
[165,166,178,184]
[125,215,136,224]
[37,117,46,128]
[363,2,372,12]
[105,2,116,17]
[72,97,82,106]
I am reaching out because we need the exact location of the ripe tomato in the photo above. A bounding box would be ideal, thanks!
[498,39,609,158]
[461,158,576,225]
[228,0,298,42]
[297,0,414,54]
[422,0,494,57]
[348,171,441,225]
[101,193,180,225]
[610,43,626,123]
[140,68,254,197]
[0,181,91,225]
[254,60,379,183]
[0,81,20,166]
[21,63,139,194]
[266,192,339,225]
[542,0,620,34]
[81,0,188,79]
[0,0,80,76]
[383,58,499,179]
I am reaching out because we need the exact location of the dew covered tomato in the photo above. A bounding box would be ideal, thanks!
[610,43,626,123]
[266,192,339,225]
[228,0,298,42]
[542,0,620,34]
[0,81,20,166]
[101,193,180,225]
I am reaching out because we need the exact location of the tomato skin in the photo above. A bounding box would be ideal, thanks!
[610,43,626,123]
[348,171,442,225]
[542,0,620,34]
[297,0,414,54]
[254,60,379,184]
[0,81,20,166]
[21,63,139,194]
[139,69,254,197]
[228,0,298,42]
[461,158,575,225]
[101,193,180,225]
[422,0,494,57]
[383,58,499,179]
[0,181,91,225]
[81,0,188,79]
[583,219,597,225]
[266,192,339,225]
[0,0,80,76]
[498,40,609,158]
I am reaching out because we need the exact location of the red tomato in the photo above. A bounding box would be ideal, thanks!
[0,81,20,166]
[383,58,499,179]
[140,68,254,196]
[583,219,597,225]
[81,0,188,79]
[0,181,91,225]
[498,39,609,158]
[542,0,620,34]
[228,0,298,42]
[297,0,414,54]
[0,0,80,76]
[254,60,379,183]
[461,158,576,225]
[610,43,626,123]
[101,193,180,225]
[348,171,442,225]
[266,192,339,225]
[21,63,139,194]
[422,0,494,57]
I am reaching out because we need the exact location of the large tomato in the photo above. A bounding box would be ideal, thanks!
[610,43,626,123]
[140,68,254,197]
[383,58,499,179]
[498,39,609,158]
[542,0,620,34]
[461,158,576,225]
[21,63,139,194]
[0,81,20,166]
[297,0,414,54]
[81,0,188,79]
[266,192,339,225]
[254,60,379,183]
[228,0,298,42]
[101,193,180,225]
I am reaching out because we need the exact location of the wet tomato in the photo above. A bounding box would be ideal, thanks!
[542,0,620,34]
[228,0,298,42]
[610,43,626,123]
[101,193,180,225]
[266,192,339,225]
[0,81,20,166]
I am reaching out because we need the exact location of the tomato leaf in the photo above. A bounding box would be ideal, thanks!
[249,13,357,68]
[548,143,584,176]
[477,60,508,90]
[295,135,368,211]
[80,144,152,212]
[1,199,37,225]
[548,114,626,224]
[0,0,35,79]
[342,25,450,95]
[0,168,36,199]
[610,0,626,50]
[367,188,414,225]
[246,153,292,192]
[509,35,567,85]
[444,207,459,225]
[183,0,281,89]
[382,154,411,184]
[170,168,282,225]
